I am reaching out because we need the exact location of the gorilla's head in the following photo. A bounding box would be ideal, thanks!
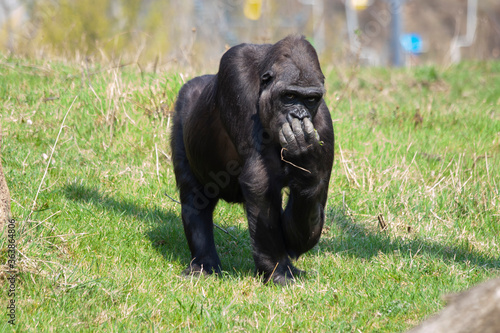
[258,35,326,142]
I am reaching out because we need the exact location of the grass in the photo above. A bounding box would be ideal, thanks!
[0,56,499,332]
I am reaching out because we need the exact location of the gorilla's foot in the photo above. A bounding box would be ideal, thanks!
[182,259,221,277]
[261,262,305,286]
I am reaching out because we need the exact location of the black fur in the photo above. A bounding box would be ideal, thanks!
[171,35,334,285]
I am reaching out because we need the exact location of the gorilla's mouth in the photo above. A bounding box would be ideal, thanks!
[279,117,320,152]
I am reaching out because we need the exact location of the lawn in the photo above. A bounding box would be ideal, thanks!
[0,57,499,332]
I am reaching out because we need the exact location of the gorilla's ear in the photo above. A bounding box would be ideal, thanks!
[261,70,274,85]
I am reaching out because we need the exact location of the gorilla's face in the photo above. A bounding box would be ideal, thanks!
[259,58,325,147]
[279,84,323,121]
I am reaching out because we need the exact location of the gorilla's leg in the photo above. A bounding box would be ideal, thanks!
[179,185,221,275]
[171,76,223,275]
[173,119,222,275]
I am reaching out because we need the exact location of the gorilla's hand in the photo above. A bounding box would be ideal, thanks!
[279,118,321,159]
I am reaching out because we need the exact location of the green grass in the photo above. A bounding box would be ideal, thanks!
[1,57,499,332]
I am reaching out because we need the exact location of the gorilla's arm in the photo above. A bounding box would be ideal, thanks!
[239,151,300,284]
[280,103,334,258]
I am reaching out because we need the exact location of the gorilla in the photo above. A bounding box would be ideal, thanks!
[171,35,334,285]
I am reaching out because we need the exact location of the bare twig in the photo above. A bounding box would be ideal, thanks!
[338,143,360,187]
[164,192,180,204]
[280,148,311,174]
[377,214,387,231]
[266,262,280,284]
[155,143,161,187]
[163,192,236,240]
[24,210,61,234]
[342,191,346,214]
[27,95,78,221]
[214,224,237,240]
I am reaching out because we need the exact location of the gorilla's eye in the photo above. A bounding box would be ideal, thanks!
[285,93,296,100]
[307,97,318,103]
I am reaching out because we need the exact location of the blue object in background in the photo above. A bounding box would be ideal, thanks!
[400,33,423,54]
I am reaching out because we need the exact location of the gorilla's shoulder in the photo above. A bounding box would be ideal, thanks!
[177,75,214,99]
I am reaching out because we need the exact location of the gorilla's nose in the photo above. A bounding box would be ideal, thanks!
[288,109,310,121]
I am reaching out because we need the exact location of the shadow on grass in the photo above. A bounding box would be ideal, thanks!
[62,182,254,277]
[63,183,498,280]
[322,207,500,269]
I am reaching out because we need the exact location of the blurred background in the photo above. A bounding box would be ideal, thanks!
[0,0,499,70]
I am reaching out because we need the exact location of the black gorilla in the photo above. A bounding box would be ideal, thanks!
[171,35,334,285]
